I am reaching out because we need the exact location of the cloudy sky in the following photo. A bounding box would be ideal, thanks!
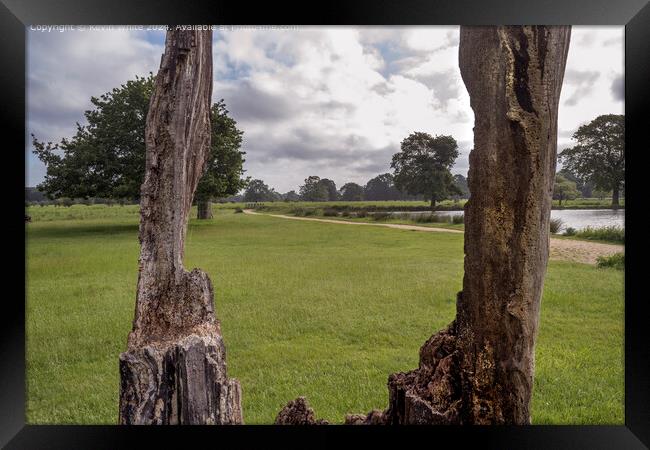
[26,25,624,193]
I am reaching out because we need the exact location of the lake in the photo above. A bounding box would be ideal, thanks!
[392,209,625,231]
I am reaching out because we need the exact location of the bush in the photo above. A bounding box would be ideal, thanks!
[323,208,339,217]
[234,208,244,214]
[355,210,368,218]
[564,227,576,236]
[597,252,624,270]
[341,210,351,217]
[412,213,447,223]
[574,226,624,244]
[371,212,391,221]
[451,214,464,224]
[549,218,564,234]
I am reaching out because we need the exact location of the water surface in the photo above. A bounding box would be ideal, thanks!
[391,209,625,231]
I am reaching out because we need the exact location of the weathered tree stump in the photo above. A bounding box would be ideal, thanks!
[275,397,329,425]
[382,25,571,425]
[307,26,571,426]
[118,29,242,425]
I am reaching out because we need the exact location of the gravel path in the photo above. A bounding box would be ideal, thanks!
[243,210,623,265]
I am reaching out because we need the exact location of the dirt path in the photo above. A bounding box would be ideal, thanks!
[243,210,623,265]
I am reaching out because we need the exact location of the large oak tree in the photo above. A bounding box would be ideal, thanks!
[32,76,247,218]
[391,132,461,211]
[559,114,625,208]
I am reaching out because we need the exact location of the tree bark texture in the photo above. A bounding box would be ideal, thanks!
[119,29,243,425]
[327,26,571,426]
[197,199,213,219]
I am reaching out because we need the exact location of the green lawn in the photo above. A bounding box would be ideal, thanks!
[26,205,624,424]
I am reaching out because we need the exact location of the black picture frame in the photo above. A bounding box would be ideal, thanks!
[3,0,648,448]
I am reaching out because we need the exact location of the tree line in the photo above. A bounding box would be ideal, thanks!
[31,73,624,214]
[242,172,469,205]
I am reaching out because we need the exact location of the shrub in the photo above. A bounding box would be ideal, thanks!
[597,252,624,270]
[234,208,244,213]
[574,226,624,244]
[323,208,339,217]
[549,218,564,234]
[413,213,448,223]
[355,210,368,218]
[341,210,350,217]
[371,212,391,221]
[564,227,576,236]
[303,208,320,216]
[451,214,464,224]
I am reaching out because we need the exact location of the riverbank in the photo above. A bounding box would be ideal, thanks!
[244,210,623,265]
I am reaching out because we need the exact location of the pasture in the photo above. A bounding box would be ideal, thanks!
[26,205,624,424]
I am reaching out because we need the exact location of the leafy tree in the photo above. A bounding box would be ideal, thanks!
[391,132,461,210]
[558,168,593,198]
[553,174,580,206]
[559,114,624,208]
[452,174,470,199]
[340,182,364,201]
[593,188,611,200]
[283,190,300,202]
[364,173,402,201]
[32,75,247,218]
[299,176,329,202]
[319,178,339,201]
[243,179,274,202]
[194,100,248,219]
[32,74,155,201]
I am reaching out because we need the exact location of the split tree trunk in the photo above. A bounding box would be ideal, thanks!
[386,25,571,425]
[118,29,243,425]
[331,26,571,426]
[197,199,213,219]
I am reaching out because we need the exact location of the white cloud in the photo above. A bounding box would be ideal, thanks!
[557,26,624,154]
[27,26,624,193]
[27,29,164,186]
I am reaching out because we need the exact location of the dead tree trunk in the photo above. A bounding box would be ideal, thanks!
[118,29,243,425]
[197,199,213,219]
[384,25,571,425]
[326,26,570,426]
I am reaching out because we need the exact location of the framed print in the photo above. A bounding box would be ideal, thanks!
[3,0,649,448]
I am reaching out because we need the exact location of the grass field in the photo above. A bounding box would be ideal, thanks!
[26,205,624,424]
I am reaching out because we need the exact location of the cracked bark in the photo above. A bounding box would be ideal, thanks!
[383,25,571,425]
[284,25,570,426]
[118,29,242,425]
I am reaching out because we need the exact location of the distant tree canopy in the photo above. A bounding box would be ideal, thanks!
[558,168,593,198]
[25,187,47,202]
[452,174,469,199]
[319,178,339,201]
[559,114,624,208]
[391,132,461,210]
[553,174,580,205]
[32,74,247,217]
[299,176,330,202]
[283,190,300,202]
[194,100,248,216]
[243,179,276,202]
[339,182,364,201]
[364,173,403,201]
[33,74,154,200]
